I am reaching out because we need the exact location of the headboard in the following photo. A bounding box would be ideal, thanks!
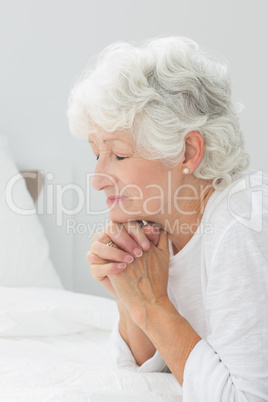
[20,170,44,202]
[18,165,102,295]
[18,166,75,292]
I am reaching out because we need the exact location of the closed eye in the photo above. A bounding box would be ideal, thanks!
[95,155,126,161]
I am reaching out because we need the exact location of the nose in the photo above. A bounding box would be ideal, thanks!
[91,159,117,191]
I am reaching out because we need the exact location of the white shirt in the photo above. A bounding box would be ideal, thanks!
[110,170,268,401]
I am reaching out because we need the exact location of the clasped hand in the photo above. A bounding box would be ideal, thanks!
[87,220,170,327]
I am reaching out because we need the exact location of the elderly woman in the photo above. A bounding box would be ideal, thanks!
[67,37,268,401]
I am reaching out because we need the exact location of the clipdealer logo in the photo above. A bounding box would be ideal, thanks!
[5,170,264,233]
[227,170,263,232]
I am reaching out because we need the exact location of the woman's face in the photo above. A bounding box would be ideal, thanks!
[89,128,182,226]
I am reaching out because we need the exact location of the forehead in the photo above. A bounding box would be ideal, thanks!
[88,129,134,147]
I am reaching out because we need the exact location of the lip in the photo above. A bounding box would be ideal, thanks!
[106,196,128,206]
[107,196,128,200]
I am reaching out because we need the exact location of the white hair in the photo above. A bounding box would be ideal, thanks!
[67,36,250,190]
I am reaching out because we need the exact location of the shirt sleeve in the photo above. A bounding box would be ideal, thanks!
[183,220,268,401]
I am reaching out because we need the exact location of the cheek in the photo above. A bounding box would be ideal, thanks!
[125,171,168,202]
[117,163,146,189]
[140,163,169,190]
[117,158,171,197]
[121,169,156,195]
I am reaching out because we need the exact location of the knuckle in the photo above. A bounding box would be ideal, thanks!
[90,264,104,281]
[91,233,98,242]
[90,264,97,277]
[90,242,97,254]
[125,220,141,235]
[90,241,102,256]
[107,221,123,238]
[110,262,125,273]
[124,220,135,230]
[86,251,91,262]
[107,264,116,274]
[105,221,115,232]
[86,251,100,263]
[97,232,108,242]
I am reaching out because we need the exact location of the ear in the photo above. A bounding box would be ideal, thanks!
[182,131,204,172]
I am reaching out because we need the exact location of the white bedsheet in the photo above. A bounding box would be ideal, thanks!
[0,287,182,401]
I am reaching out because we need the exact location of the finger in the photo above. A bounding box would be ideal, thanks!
[143,223,161,247]
[90,241,135,264]
[86,251,107,264]
[90,261,127,281]
[104,221,145,258]
[86,250,132,265]
[122,221,152,251]
[91,231,112,244]
[157,229,170,255]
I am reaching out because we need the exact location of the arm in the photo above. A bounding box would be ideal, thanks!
[183,221,268,401]
[109,225,268,400]
[131,297,201,384]
[109,229,201,383]
[88,220,160,368]
[117,301,156,366]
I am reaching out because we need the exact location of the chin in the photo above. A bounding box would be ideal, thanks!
[108,210,143,224]
[108,212,159,229]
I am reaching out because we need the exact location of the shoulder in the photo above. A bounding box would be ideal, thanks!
[202,169,268,269]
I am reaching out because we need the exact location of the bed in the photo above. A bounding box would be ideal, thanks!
[0,135,183,401]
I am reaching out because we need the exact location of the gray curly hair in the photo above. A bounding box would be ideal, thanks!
[67,36,250,190]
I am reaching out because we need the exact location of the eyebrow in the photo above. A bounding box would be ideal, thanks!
[88,138,127,145]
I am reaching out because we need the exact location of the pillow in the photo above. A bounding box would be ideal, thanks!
[0,135,63,288]
[0,287,118,336]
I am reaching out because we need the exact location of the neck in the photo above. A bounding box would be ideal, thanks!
[161,179,215,255]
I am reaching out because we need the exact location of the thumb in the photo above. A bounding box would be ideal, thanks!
[157,229,170,255]
[143,223,161,246]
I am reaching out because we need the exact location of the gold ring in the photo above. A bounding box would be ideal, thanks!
[106,241,115,247]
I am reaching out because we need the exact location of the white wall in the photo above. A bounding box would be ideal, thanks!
[1,0,267,296]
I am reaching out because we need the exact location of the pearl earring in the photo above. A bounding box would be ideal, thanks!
[183,167,190,174]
